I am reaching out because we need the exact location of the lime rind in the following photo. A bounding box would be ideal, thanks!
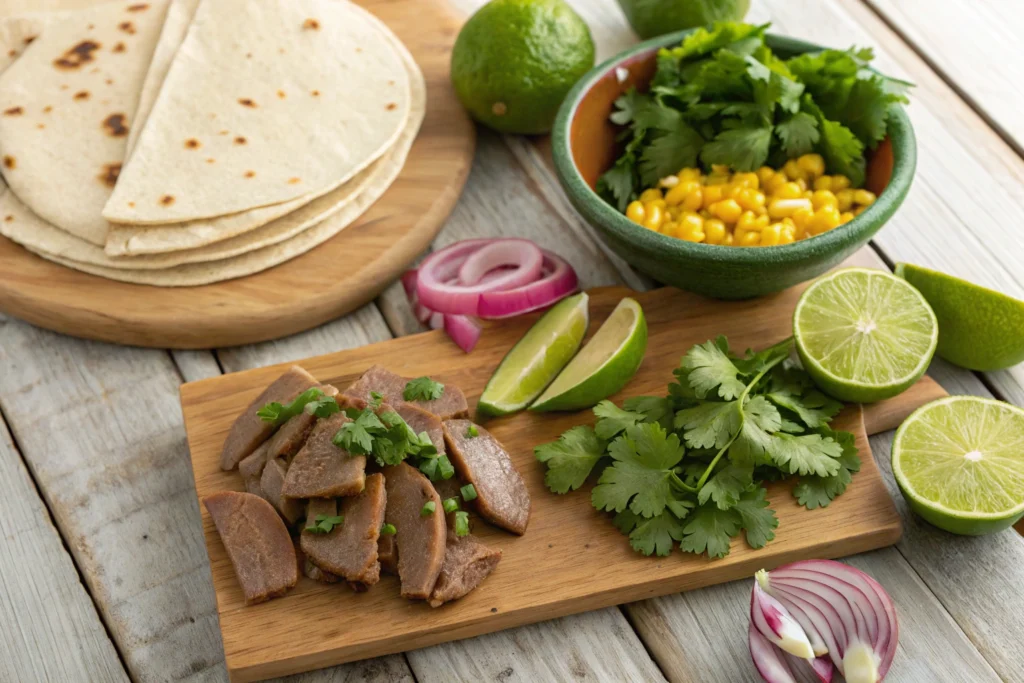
[794,268,938,402]
[893,396,1024,524]
[477,292,590,416]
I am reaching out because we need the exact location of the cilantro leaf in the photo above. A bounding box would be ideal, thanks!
[681,336,746,400]
[628,511,687,557]
[775,112,820,157]
[403,377,444,401]
[257,387,332,426]
[733,487,778,548]
[680,503,741,558]
[698,462,753,510]
[729,395,782,464]
[333,409,383,455]
[534,426,607,494]
[597,154,637,212]
[638,121,704,187]
[609,88,647,125]
[667,21,769,62]
[623,395,675,430]
[594,400,645,440]
[592,423,686,518]
[700,124,773,171]
[769,432,843,477]
[792,427,860,508]
[766,385,842,429]
[675,400,739,450]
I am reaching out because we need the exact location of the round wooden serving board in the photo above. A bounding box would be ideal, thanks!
[0,0,474,349]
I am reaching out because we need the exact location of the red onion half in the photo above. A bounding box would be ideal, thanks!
[749,561,898,683]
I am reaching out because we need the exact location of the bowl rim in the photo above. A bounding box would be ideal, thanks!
[551,28,917,265]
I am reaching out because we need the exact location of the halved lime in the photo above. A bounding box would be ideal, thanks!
[794,268,938,403]
[477,292,590,416]
[895,262,1024,371]
[893,395,1024,535]
[530,298,647,412]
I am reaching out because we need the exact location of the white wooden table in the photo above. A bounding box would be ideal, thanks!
[3,0,1024,681]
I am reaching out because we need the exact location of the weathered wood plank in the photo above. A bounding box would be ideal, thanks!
[0,413,129,683]
[864,0,1024,154]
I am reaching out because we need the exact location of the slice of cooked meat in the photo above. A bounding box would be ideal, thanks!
[220,366,321,470]
[239,442,271,496]
[395,403,445,455]
[442,420,531,535]
[264,384,340,463]
[282,413,365,499]
[341,365,469,419]
[204,491,297,605]
[383,462,446,599]
[428,533,502,608]
[304,557,341,584]
[378,533,398,575]
[301,473,386,585]
[260,458,304,525]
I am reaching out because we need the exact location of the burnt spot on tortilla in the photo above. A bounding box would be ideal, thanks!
[310,89,320,97]
[245,52,252,59]
[184,138,201,150]
[112,42,126,53]
[303,18,320,30]
[88,23,95,29]
[3,107,23,116]
[219,130,229,135]
[277,90,286,99]
[127,3,150,11]
[278,47,286,54]
[98,162,121,187]
[74,90,90,101]
[23,36,36,45]
[356,47,363,53]
[6,49,16,58]
[287,177,301,184]
[234,136,247,145]
[386,103,397,111]
[238,98,257,108]
[118,22,136,35]
[389,80,395,86]
[105,78,114,85]
[159,195,175,206]
[3,156,16,170]
[43,106,52,113]
[128,201,135,207]
[54,41,100,70]
[102,113,128,137]
[244,170,256,178]
[206,158,216,164]
[4,215,13,222]
[60,84,69,90]
[37,123,45,129]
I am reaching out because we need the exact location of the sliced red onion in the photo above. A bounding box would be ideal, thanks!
[749,626,832,683]
[444,314,481,353]
[476,251,579,319]
[751,561,898,683]
[752,573,816,658]
[417,239,543,315]
[457,238,544,290]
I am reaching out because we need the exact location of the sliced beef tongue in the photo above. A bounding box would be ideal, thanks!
[239,441,271,496]
[300,473,387,587]
[395,403,446,455]
[204,491,297,605]
[442,420,531,535]
[383,462,446,600]
[428,533,502,608]
[341,365,469,420]
[377,533,398,576]
[260,458,304,525]
[220,366,322,471]
[282,412,366,499]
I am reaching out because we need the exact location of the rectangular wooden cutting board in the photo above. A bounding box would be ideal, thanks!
[181,284,946,682]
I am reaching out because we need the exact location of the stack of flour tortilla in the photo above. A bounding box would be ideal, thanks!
[0,0,425,286]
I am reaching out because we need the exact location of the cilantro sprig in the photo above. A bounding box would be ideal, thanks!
[403,377,444,401]
[534,336,857,559]
[257,387,340,426]
[332,406,452,480]
[597,21,912,209]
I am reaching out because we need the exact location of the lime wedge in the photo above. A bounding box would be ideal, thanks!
[895,262,1024,371]
[893,395,1024,535]
[530,298,647,412]
[477,292,590,416]
[793,268,938,403]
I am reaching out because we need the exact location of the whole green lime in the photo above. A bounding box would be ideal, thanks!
[616,0,750,39]
[451,0,595,135]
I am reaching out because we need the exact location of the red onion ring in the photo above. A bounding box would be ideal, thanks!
[476,250,579,319]
[417,239,544,315]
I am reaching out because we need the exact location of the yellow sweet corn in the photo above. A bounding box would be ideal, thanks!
[808,206,841,235]
[768,198,812,219]
[732,172,760,189]
[639,188,663,202]
[709,198,743,223]
[797,154,825,179]
[813,175,834,192]
[671,212,705,242]
[739,230,761,246]
[704,218,727,245]
[664,180,696,206]
[780,224,797,244]
[782,159,804,182]
[756,166,776,187]
[659,175,680,188]
[774,182,803,200]
[702,184,726,207]
[734,188,766,212]
[761,223,784,246]
[831,175,852,191]
[853,189,876,207]
[723,231,735,246]
[643,202,665,231]
[626,201,645,224]
[840,211,854,224]
[811,190,838,211]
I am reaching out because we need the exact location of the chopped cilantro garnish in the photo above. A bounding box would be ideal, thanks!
[257,387,339,426]
[465,424,479,438]
[305,514,343,534]
[332,406,437,468]
[460,484,477,502]
[368,391,384,409]
[380,523,396,536]
[454,511,470,537]
[534,335,856,559]
[442,497,460,514]
[420,501,436,517]
[403,376,444,401]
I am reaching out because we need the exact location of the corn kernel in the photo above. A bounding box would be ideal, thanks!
[835,189,855,212]
[797,154,826,179]
[796,178,809,192]
[660,220,677,235]
[705,174,730,186]
[853,205,867,216]
[739,230,761,246]
[853,189,877,207]
[702,184,726,207]
[723,231,735,246]
[678,167,702,182]
[704,219,727,245]
[732,172,760,189]
[840,211,854,224]
[780,224,796,244]
[774,182,803,200]
[761,223,783,246]
[639,188,662,202]
[811,190,838,211]
[813,176,834,192]
[709,198,743,223]
[667,205,683,220]
[792,207,814,233]
[735,211,767,236]
[625,201,645,224]
[674,211,705,242]
[683,188,703,212]
[664,180,697,206]
[782,159,805,182]
[756,166,775,187]
[808,206,841,235]
[768,197,812,219]
[734,188,766,212]
[643,202,665,231]
[831,175,851,191]
[764,172,789,194]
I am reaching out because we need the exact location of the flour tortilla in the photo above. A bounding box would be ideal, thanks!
[0,0,169,245]
[103,0,411,225]
[0,35,425,270]
[104,0,413,256]
[0,11,65,73]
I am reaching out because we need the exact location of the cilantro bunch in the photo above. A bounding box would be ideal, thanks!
[534,336,860,559]
[598,22,912,210]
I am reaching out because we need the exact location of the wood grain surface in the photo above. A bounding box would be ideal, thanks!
[0,0,475,349]
[180,283,948,681]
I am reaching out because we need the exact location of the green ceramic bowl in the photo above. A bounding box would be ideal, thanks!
[551,31,916,299]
